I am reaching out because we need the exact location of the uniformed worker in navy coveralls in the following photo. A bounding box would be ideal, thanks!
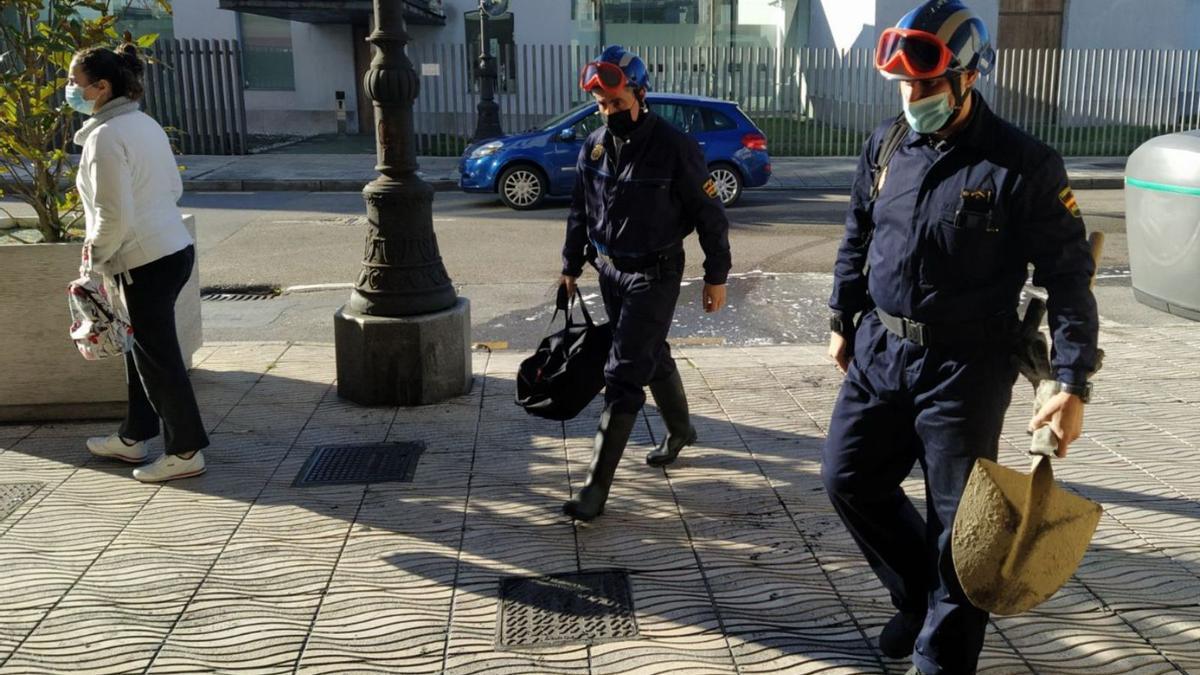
[821,2,1099,673]
[559,45,732,522]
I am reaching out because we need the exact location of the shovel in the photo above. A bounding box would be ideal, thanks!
[951,232,1105,616]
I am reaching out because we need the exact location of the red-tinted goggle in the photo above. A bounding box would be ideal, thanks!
[875,27,956,80]
[579,61,627,94]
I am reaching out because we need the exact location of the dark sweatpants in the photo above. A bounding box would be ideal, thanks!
[116,245,209,455]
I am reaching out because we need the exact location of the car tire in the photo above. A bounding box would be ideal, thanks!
[708,164,743,207]
[498,164,548,210]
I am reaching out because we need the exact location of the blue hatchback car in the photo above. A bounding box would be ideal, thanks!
[458,93,771,210]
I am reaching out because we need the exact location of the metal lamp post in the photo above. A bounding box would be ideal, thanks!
[472,0,507,142]
[333,0,472,406]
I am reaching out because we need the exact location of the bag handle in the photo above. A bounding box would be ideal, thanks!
[555,283,595,329]
[79,243,94,279]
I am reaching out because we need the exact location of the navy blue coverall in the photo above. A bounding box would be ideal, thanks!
[823,93,1099,674]
[562,110,731,414]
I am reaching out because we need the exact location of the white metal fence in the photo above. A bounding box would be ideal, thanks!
[406,44,1200,157]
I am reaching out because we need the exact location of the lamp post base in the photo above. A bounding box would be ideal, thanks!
[334,298,473,406]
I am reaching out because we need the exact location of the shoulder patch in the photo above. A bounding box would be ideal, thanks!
[590,143,604,161]
[1058,186,1082,218]
[702,177,718,199]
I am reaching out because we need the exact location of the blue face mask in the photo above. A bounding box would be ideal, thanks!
[903,91,954,134]
[65,83,96,115]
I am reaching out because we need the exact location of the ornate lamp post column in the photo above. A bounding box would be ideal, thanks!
[334,0,472,406]
[472,0,505,141]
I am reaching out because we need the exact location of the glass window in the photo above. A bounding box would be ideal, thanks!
[45,1,175,43]
[239,13,294,91]
[465,11,517,94]
[573,110,604,138]
[111,0,174,42]
[652,102,703,133]
[702,107,736,131]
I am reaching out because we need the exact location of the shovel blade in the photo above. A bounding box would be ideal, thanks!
[952,458,1102,615]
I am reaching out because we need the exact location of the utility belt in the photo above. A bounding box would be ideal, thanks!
[876,307,1017,349]
[590,241,684,280]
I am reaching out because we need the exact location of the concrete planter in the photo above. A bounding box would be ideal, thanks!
[0,215,202,422]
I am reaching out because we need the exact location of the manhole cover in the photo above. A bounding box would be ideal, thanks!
[293,443,424,487]
[1,483,44,521]
[496,570,638,648]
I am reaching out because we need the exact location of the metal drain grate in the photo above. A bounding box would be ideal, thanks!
[496,570,638,648]
[293,442,424,487]
[1,483,44,521]
[200,285,280,302]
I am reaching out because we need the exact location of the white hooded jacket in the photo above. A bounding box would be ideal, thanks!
[75,96,192,276]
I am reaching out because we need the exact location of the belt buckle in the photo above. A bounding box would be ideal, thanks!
[905,319,931,347]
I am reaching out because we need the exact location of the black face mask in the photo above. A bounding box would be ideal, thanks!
[603,108,639,138]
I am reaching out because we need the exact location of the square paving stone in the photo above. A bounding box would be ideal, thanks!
[496,570,638,648]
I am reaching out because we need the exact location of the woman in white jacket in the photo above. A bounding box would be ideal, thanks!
[70,42,209,482]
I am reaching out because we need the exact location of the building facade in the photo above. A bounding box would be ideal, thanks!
[96,0,1200,137]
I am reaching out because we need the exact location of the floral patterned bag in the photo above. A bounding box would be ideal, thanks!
[68,245,133,360]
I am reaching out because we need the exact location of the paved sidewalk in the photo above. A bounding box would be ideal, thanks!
[1,325,1198,673]
[178,154,1128,193]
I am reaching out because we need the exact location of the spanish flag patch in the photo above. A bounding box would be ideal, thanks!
[702,178,719,199]
[1059,186,1081,218]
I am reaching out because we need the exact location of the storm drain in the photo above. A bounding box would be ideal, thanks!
[0,483,44,522]
[293,442,424,487]
[496,570,638,648]
[200,285,280,301]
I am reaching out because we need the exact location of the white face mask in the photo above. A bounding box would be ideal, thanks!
[65,83,97,115]
[903,91,954,134]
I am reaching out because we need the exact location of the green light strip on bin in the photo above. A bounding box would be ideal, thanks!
[1125,177,1200,196]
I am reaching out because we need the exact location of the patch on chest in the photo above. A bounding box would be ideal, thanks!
[591,143,605,161]
[702,177,718,199]
[1058,186,1081,218]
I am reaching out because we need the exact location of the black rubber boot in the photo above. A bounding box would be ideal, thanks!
[879,610,924,659]
[563,407,637,522]
[645,369,697,467]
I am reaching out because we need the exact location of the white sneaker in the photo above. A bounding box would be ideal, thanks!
[86,434,148,464]
[132,451,206,483]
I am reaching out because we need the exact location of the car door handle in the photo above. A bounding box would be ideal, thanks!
[698,141,706,146]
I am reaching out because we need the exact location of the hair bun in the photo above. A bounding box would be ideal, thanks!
[118,42,144,76]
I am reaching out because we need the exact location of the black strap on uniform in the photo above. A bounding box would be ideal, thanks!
[869,114,910,206]
[858,115,910,283]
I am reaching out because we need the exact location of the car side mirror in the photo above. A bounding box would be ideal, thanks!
[557,127,576,142]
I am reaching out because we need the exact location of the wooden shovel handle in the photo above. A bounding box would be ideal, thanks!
[1088,231,1105,290]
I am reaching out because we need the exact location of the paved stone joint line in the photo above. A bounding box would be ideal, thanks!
[1,333,1199,673]
[496,570,639,648]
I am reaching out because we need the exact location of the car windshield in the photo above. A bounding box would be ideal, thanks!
[537,103,596,131]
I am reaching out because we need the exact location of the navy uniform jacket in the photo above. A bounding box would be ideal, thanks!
[562,111,732,285]
[830,93,1099,386]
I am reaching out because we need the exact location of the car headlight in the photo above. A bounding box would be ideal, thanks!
[469,141,504,159]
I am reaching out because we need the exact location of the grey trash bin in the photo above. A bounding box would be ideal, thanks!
[1125,130,1200,321]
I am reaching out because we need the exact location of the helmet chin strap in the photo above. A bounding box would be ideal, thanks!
[946,72,967,109]
[931,71,972,134]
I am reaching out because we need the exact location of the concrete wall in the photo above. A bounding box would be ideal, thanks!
[808,0,876,50]
[809,0,1004,50]
[1063,0,1200,50]
[172,0,360,135]
[0,216,202,422]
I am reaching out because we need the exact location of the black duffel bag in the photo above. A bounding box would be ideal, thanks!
[515,284,612,421]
